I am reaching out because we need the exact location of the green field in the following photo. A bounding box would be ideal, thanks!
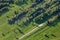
[0,0,60,40]
[23,18,60,40]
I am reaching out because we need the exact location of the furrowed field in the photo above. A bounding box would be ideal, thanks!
[0,0,60,40]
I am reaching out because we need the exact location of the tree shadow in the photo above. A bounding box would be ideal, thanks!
[8,11,27,25]
[35,8,60,24]
[48,17,60,26]
[0,7,9,16]
[16,0,27,6]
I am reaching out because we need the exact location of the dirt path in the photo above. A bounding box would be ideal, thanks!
[18,13,59,40]
[19,22,47,40]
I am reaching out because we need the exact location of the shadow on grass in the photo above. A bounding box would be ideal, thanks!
[48,17,60,26]
[8,11,27,25]
[35,8,60,24]
[0,7,9,16]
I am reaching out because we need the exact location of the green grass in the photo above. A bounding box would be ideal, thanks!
[22,19,60,40]
[0,2,38,40]
[0,0,60,40]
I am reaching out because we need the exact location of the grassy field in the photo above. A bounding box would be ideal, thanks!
[0,1,38,40]
[0,0,60,40]
[22,18,60,40]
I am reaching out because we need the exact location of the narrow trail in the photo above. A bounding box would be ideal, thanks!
[19,22,47,40]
